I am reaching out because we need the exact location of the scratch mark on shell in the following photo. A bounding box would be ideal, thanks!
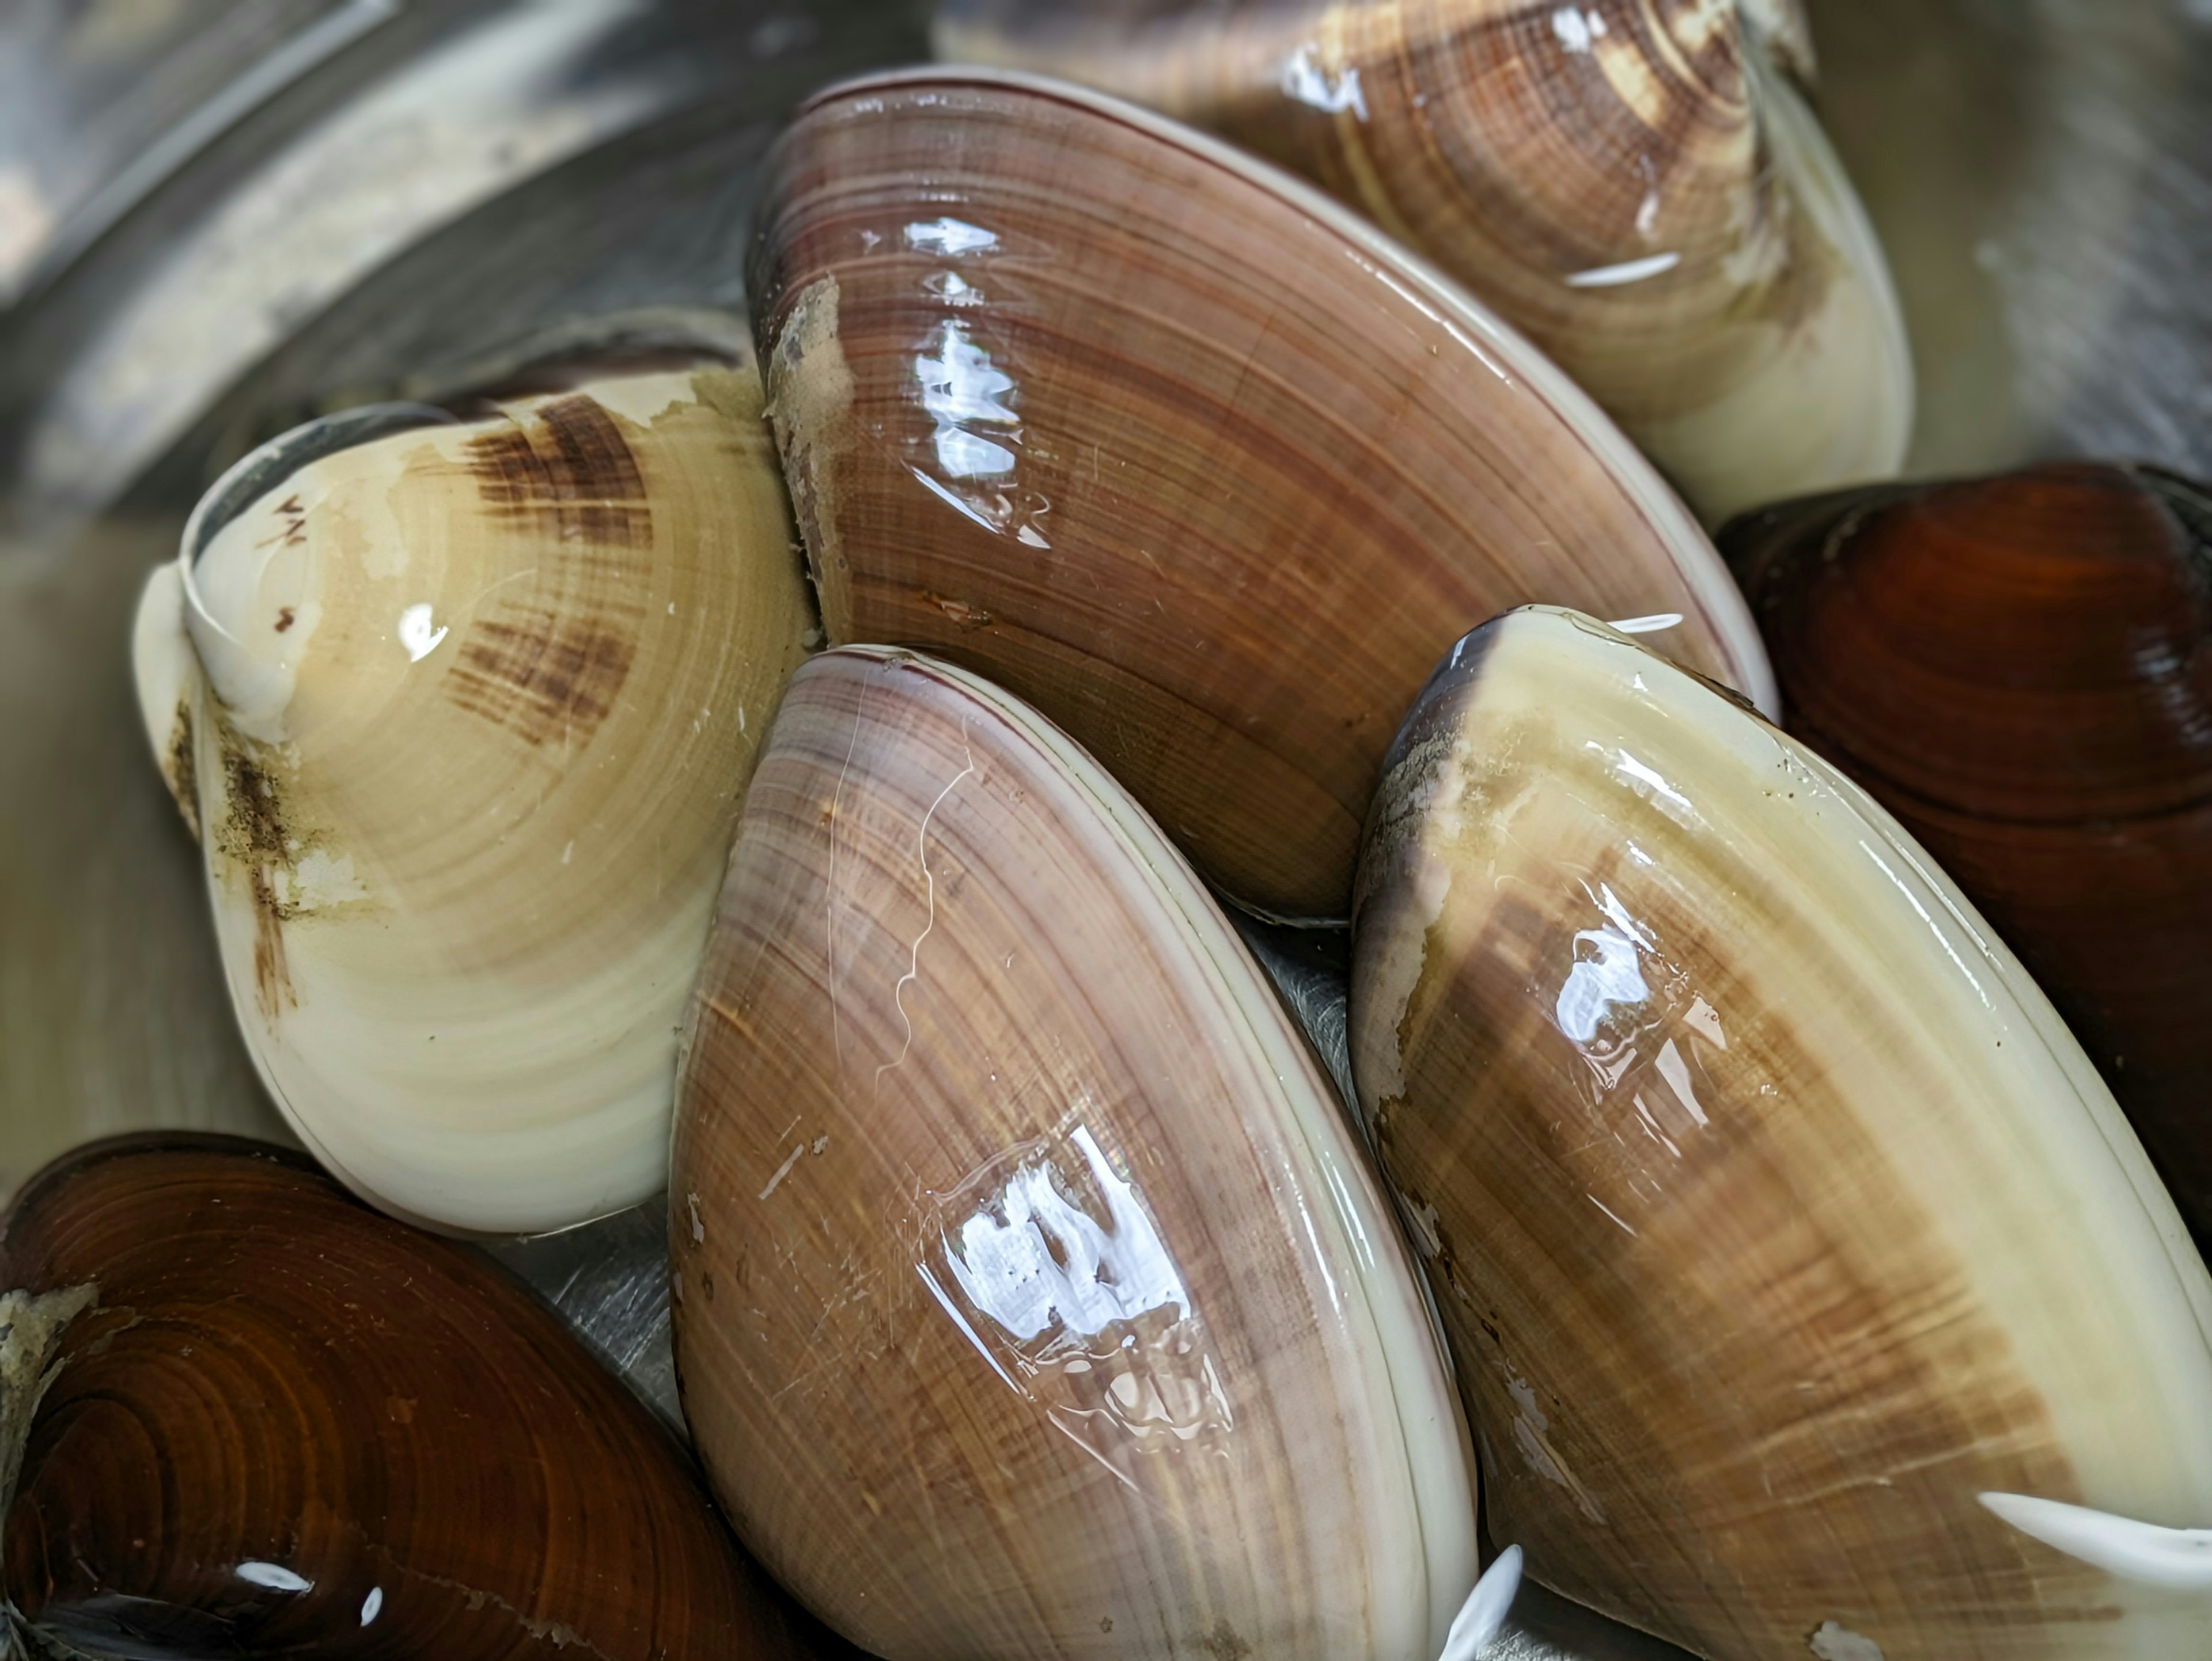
[873,721,976,1102]
[759,1145,806,1201]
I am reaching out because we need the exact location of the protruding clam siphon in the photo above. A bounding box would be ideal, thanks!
[129,362,814,1236]
[1722,463,2212,1248]
[0,1133,848,1660]
[931,1,1912,525]
[749,67,1773,921]
[1348,606,2212,1659]
[670,645,1480,1660]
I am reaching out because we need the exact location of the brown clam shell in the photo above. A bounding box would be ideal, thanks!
[930,2,1911,524]
[0,1134,843,1660]
[1722,463,2212,1244]
[748,67,1774,922]
[1349,606,2212,1660]
[671,645,1479,1660]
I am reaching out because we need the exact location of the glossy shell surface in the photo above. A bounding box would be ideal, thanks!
[751,67,1774,921]
[931,1,1912,525]
[1724,463,2212,1245]
[0,1134,840,1660]
[671,645,1479,1660]
[1349,606,2212,1659]
[130,367,814,1235]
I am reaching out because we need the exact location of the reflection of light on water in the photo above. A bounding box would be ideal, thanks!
[1549,878,1734,1202]
[1550,6,1608,54]
[915,321,1017,479]
[907,317,1052,547]
[1556,910,1649,1046]
[904,215,997,255]
[923,270,984,307]
[1280,43,1367,119]
[917,1125,1233,1456]
[1565,251,1682,289]
[945,1125,1185,1338]
[396,601,446,662]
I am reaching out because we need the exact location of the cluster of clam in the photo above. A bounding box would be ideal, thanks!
[5,5,2210,1659]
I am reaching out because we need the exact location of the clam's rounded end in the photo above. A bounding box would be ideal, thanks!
[1639,54,1916,528]
[129,557,201,840]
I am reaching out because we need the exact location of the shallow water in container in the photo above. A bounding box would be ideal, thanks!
[0,3,2206,1659]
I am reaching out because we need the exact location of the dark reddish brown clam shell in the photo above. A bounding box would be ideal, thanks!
[1722,463,2212,1239]
[0,1134,846,1660]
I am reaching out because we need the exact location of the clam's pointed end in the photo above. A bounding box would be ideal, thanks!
[1438,1545,1523,1661]
[1979,1492,2212,1591]
[129,557,202,841]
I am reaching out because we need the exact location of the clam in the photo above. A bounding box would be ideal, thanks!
[0,1132,844,1659]
[750,67,1774,921]
[1348,606,2212,1659]
[669,644,1479,1659]
[1722,463,2212,1247]
[128,361,813,1235]
[930,1,1912,526]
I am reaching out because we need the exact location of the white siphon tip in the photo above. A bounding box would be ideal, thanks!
[1979,1491,2212,1590]
[1438,1543,1524,1661]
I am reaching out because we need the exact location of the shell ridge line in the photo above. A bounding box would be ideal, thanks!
[873,717,979,1104]
[822,664,869,1092]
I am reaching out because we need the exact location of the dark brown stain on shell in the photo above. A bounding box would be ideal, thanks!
[0,1134,858,1661]
[162,699,200,843]
[445,395,652,747]
[214,740,294,1020]
[446,609,640,748]
[463,395,652,549]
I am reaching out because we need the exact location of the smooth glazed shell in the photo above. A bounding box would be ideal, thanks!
[130,366,813,1235]
[1722,463,2212,1246]
[749,67,1774,922]
[931,1,1911,525]
[1348,607,2212,1659]
[0,1134,843,1660]
[671,646,1478,1660]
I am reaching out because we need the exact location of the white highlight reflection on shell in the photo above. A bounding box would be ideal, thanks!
[396,602,447,662]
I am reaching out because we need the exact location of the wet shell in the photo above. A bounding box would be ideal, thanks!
[750,67,1773,921]
[0,1133,845,1660]
[1348,606,2212,1659]
[670,645,1478,1660]
[1722,463,2212,1247]
[931,1,1912,524]
[129,365,813,1235]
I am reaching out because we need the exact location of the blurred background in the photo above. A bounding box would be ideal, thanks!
[1,5,2205,1654]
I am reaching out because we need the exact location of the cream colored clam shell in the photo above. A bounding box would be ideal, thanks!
[672,645,1478,1660]
[130,368,813,1235]
[1349,607,2212,1659]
